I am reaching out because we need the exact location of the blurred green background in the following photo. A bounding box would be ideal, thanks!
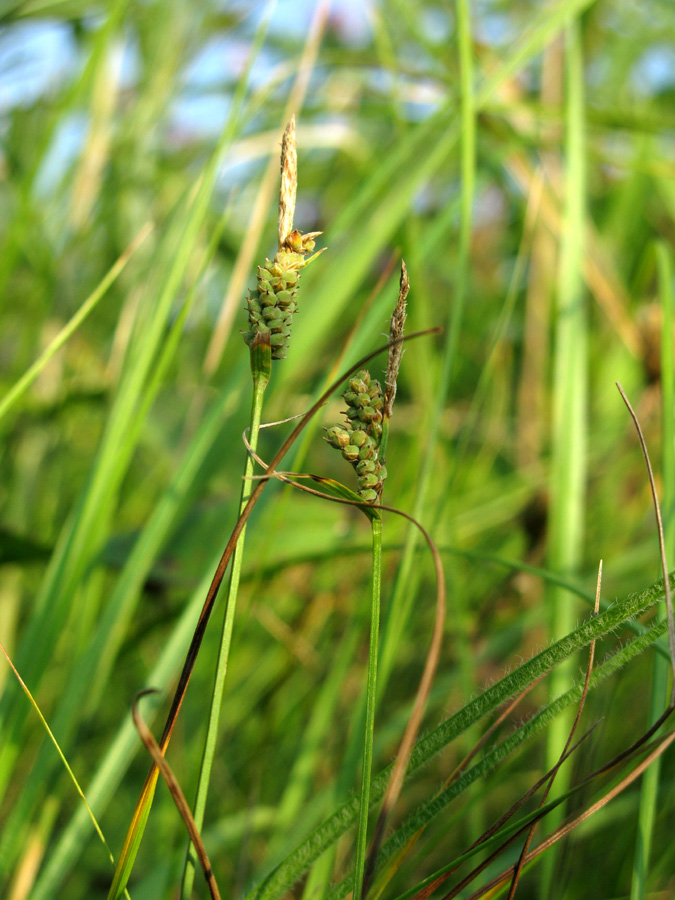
[2,0,675,898]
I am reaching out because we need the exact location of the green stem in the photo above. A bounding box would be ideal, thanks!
[180,356,269,900]
[542,21,586,897]
[353,515,382,900]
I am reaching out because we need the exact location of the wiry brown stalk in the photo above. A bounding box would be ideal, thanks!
[461,727,675,900]
[616,382,675,699]
[407,723,601,900]
[379,680,546,900]
[132,691,221,900]
[425,617,674,897]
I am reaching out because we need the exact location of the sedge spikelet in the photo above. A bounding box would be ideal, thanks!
[326,262,409,501]
[325,370,387,502]
[242,230,320,360]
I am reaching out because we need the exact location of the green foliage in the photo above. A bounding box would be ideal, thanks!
[1,2,675,900]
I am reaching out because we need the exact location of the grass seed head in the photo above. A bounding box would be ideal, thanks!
[326,369,387,502]
[243,118,323,360]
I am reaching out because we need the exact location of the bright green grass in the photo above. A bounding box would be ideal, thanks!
[2,2,675,900]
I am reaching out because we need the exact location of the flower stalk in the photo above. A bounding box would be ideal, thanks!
[180,332,270,898]
[327,263,408,900]
[181,118,318,899]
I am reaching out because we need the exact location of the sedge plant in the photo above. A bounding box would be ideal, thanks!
[180,117,321,898]
[325,264,409,900]
[7,6,675,900]
[107,116,322,900]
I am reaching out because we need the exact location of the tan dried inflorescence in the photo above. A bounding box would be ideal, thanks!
[243,116,322,360]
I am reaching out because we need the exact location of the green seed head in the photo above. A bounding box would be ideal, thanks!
[325,425,351,449]
[326,368,388,503]
[244,232,321,360]
[356,459,376,475]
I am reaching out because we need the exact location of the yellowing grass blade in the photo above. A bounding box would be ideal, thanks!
[106,772,158,900]
[0,639,128,898]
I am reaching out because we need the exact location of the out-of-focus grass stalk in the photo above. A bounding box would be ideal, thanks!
[0,223,151,423]
[353,515,382,900]
[630,242,674,900]
[378,0,475,701]
[181,337,270,900]
[542,21,586,896]
[442,0,478,834]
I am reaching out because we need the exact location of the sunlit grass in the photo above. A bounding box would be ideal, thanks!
[1,2,675,899]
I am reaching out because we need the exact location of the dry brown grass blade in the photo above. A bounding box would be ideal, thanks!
[441,691,675,899]
[407,722,601,900]
[384,680,545,900]
[616,382,675,700]
[506,560,602,900]
[462,726,675,900]
[132,691,222,900]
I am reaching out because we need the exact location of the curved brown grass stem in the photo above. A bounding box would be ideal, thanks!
[241,435,446,897]
[132,691,221,900]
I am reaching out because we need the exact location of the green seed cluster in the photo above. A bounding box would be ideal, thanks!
[325,370,387,503]
[243,230,317,360]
